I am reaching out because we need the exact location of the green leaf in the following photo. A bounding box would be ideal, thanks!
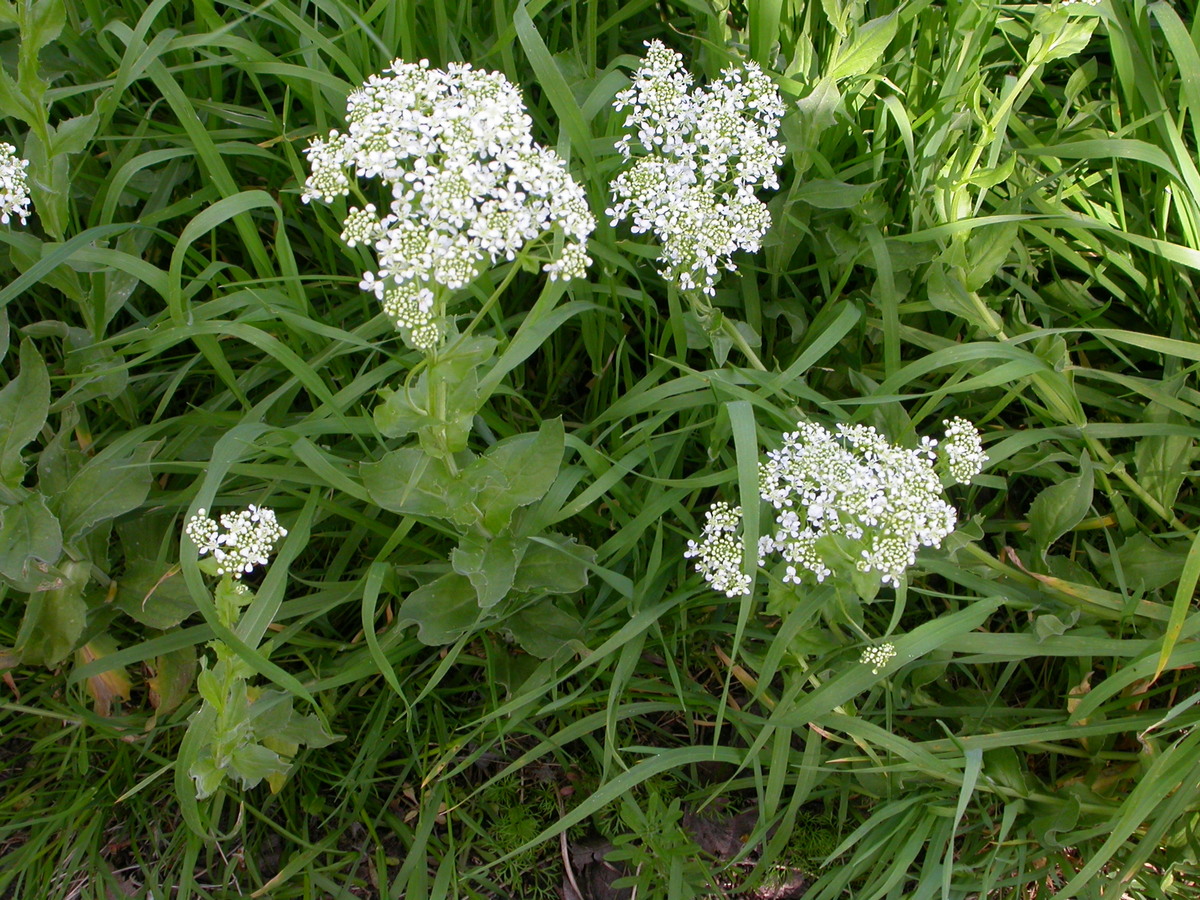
[792,179,874,209]
[512,534,595,594]
[1028,452,1094,556]
[0,338,50,490]
[15,557,87,666]
[50,112,98,157]
[398,572,480,645]
[451,536,525,609]
[24,0,64,57]
[57,442,155,544]
[503,599,584,659]
[114,558,194,629]
[228,742,288,790]
[464,417,564,533]
[926,264,1004,336]
[147,644,196,719]
[1030,12,1095,64]
[828,12,898,81]
[361,448,461,518]
[36,404,82,496]
[1134,413,1197,513]
[0,491,61,588]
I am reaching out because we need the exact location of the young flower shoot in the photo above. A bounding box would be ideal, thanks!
[687,419,986,597]
[0,143,31,226]
[303,60,595,351]
[608,40,785,296]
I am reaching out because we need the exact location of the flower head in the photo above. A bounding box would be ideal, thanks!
[688,420,980,596]
[608,41,785,295]
[683,501,752,597]
[0,143,31,226]
[939,417,986,484]
[185,505,288,579]
[303,60,595,351]
[860,642,896,675]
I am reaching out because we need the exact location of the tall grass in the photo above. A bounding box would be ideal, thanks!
[2,0,1200,897]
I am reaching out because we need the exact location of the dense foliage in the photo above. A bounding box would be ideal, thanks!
[3,0,1200,897]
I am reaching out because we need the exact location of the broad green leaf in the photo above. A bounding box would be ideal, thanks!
[792,179,874,209]
[512,534,595,594]
[147,643,197,718]
[1093,533,1187,593]
[926,264,1003,336]
[50,112,98,157]
[398,572,479,645]
[503,599,584,659]
[465,417,564,533]
[1134,410,1197,513]
[827,12,898,81]
[15,557,88,666]
[36,404,82,496]
[23,0,64,58]
[114,559,193,630]
[1030,13,1095,64]
[0,338,50,489]
[1028,452,1094,556]
[361,448,461,518]
[451,536,525,609]
[57,442,154,544]
[227,742,288,790]
[0,491,61,588]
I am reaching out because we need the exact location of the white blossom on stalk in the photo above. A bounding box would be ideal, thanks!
[302,60,595,352]
[0,143,31,226]
[687,420,984,596]
[185,505,288,579]
[683,501,752,597]
[608,40,785,295]
[859,642,896,675]
[939,417,987,484]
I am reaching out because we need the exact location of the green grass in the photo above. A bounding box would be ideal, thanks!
[3,0,1200,897]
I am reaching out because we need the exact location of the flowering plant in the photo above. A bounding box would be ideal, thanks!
[182,506,336,799]
[686,418,986,597]
[303,59,595,351]
[608,41,785,297]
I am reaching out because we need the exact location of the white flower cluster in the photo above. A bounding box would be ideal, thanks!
[303,59,595,351]
[859,642,896,675]
[0,143,31,226]
[1062,0,1100,6]
[608,40,785,296]
[683,501,752,597]
[687,419,985,595]
[185,505,288,579]
[940,416,987,484]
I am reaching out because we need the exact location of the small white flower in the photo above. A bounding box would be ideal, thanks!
[608,41,785,295]
[0,143,31,226]
[185,505,288,579]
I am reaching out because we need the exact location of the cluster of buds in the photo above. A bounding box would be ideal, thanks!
[0,143,31,226]
[608,40,785,295]
[185,505,288,579]
[687,419,986,596]
[303,59,595,351]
